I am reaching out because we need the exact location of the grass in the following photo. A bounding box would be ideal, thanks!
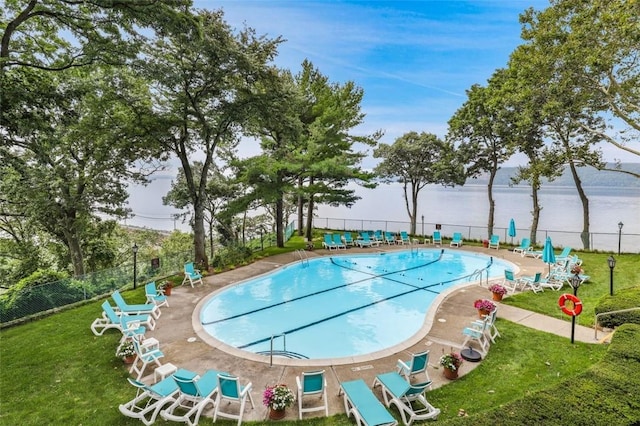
[503,252,640,327]
[1,244,637,425]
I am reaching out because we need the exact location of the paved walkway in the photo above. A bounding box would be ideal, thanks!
[139,244,600,422]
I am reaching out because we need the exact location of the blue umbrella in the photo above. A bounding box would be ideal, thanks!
[508,219,516,244]
[542,237,556,275]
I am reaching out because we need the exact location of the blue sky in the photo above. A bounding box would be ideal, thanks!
[195,0,551,167]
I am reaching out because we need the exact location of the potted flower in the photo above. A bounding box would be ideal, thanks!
[263,384,295,420]
[473,299,496,318]
[117,340,136,364]
[159,281,173,296]
[488,283,507,301]
[570,265,582,275]
[439,352,464,379]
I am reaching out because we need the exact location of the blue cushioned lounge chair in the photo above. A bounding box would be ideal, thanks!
[112,290,161,319]
[450,232,463,247]
[372,372,440,426]
[182,262,203,287]
[339,379,397,426]
[161,369,224,426]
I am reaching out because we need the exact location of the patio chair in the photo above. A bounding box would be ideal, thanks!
[332,233,347,250]
[91,300,155,336]
[373,230,384,242]
[112,290,161,320]
[519,272,544,293]
[356,232,380,248]
[513,238,532,256]
[213,373,255,426]
[144,282,169,309]
[430,230,442,246]
[296,370,329,419]
[396,350,430,383]
[461,315,491,356]
[501,270,521,294]
[322,234,337,250]
[554,247,572,264]
[372,372,440,425]
[450,232,463,247]
[384,231,396,245]
[339,379,397,426]
[343,232,355,247]
[129,336,165,381]
[473,308,500,343]
[488,234,500,250]
[182,262,203,287]
[119,374,186,425]
[397,231,411,245]
[161,369,224,426]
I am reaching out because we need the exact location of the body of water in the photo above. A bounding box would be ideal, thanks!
[124,179,639,252]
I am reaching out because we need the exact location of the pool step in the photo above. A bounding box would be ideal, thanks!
[256,349,309,359]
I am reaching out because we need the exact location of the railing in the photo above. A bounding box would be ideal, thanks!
[311,217,639,253]
[594,307,640,340]
[294,249,309,267]
[269,333,286,367]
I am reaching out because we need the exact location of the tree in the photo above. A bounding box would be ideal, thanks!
[520,0,640,176]
[373,132,463,234]
[448,70,516,238]
[1,68,161,276]
[142,9,282,266]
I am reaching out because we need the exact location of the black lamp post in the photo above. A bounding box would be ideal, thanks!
[617,222,623,255]
[132,243,139,289]
[568,274,582,344]
[608,256,616,296]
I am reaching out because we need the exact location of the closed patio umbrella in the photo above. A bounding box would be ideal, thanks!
[508,219,516,244]
[542,237,556,275]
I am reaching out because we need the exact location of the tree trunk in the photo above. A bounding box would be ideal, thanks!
[275,197,284,248]
[64,228,85,277]
[487,169,497,238]
[305,194,315,241]
[567,161,590,249]
[297,176,304,236]
[530,185,541,245]
[410,183,419,235]
[193,203,209,268]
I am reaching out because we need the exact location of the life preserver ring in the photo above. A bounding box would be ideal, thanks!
[558,294,583,316]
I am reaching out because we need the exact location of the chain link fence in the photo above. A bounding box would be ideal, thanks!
[0,250,192,326]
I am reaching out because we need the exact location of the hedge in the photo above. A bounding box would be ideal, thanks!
[595,287,640,329]
[439,324,640,425]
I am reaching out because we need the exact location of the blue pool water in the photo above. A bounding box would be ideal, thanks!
[200,249,510,360]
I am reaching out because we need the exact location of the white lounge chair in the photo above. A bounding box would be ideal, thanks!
[332,233,347,250]
[119,376,182,425]
[129,337,165,381]
[213,373,255,426]
[339,379,397,426]
[182,262,203,287]
[513,238,532,256]
[296,370,329,419]
[145,282,169,308]
[91,300,155,336]
[450,232,463,247]
[112,290,161,320]
[488,234,500,249]
[396,350,430,383]
[161,369,223,426]
[373,372,440,426]
[430,231,442,246]
[322,234,338,250]
[461,315,491,356]
[519,272,544,293]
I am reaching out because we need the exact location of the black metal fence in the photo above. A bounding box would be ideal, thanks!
[312,217,639,254]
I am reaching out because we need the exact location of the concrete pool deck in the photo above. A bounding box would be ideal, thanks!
[140,244,598,422]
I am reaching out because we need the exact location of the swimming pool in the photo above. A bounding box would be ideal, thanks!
[199,249,510,361]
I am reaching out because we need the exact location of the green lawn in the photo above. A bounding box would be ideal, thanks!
[1,250,638,425]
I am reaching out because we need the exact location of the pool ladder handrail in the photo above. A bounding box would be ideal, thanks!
[295,249,309,266]
[269,333,286,367]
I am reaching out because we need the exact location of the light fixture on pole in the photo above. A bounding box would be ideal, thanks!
[568,274,582,344]
[608,256,616,296]
[617,222,623,255]
[132,243,139,289]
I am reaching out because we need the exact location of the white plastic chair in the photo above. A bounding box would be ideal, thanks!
[296,370,329,419]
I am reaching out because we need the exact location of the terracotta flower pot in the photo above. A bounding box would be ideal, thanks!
[164,286,172,296]
[443,367,458,380]
[478,308,490,318]
[123,355,136,365]
[268,408,286,420]
[492,292,503,301]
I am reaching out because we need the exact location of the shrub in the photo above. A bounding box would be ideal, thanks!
[595,286,640,329]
